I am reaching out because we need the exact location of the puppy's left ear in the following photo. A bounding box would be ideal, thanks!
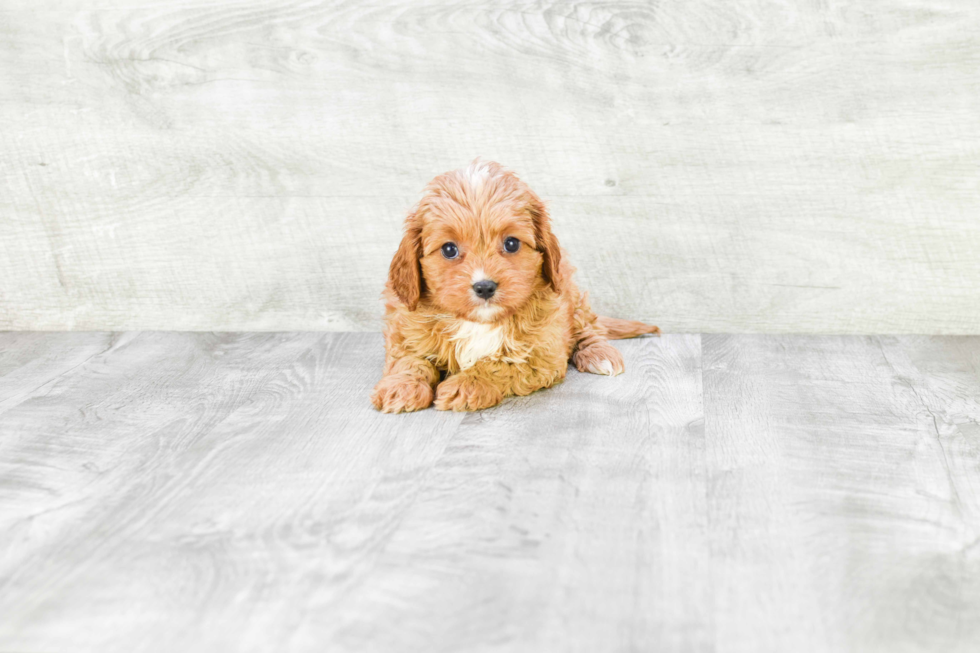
[528,194,562,293]
[388,210,425,310]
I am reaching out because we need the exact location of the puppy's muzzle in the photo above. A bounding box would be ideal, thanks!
[472,280,497,299]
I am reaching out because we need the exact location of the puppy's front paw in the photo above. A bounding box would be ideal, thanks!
[372,373,434,413]
[434,373,503,412]
[573,342,625,376]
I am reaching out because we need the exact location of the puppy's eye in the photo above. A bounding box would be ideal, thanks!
[503,237,521,253]
[441,242,459,259]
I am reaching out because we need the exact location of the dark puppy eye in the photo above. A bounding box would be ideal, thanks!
[441,242,459,259]
[503,237,520,253]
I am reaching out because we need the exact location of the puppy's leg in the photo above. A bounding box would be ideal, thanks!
[572,337,625,376]
[435,360,565,411]
[372,356,440,413]
[570,293,625,376]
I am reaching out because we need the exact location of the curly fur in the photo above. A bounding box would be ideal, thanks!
[372,160,659,413]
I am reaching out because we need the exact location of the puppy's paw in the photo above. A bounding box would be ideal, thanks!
[434,373,504,412]
[372,373,434,413]
[573,342,625,376]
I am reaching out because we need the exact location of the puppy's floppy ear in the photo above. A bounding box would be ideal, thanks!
[388,210,425,310]
[527,193,562,293]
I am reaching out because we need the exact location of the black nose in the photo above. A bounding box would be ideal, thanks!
[472,280,497,299]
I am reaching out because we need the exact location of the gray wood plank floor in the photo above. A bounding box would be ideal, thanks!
[1,333,978,652]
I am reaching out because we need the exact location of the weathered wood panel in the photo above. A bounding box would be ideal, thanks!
[1,1,979,332]
[703,334,980,652]
[0,332,706,651]
[2,333,980,650]
[0,332,464,651]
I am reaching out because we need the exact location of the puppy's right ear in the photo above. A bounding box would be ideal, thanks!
[388,210,424,310]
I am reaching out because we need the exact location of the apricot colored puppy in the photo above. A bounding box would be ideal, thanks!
[372,161,659,413]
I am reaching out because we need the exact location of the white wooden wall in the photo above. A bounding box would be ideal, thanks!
[2,0,978,333]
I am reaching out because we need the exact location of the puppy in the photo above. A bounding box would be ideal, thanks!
[372,160,659,413]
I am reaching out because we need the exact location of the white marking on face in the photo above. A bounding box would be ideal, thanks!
[451,320,505,370]
[465,161,490,191]
[470,269,500,322]
[473,305,502,323]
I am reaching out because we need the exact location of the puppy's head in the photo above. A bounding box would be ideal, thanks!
[388,160,561,322]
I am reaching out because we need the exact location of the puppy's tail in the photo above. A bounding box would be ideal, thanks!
[598,316,661,340]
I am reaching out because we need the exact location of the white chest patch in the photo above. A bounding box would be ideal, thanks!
[451,320,505,370]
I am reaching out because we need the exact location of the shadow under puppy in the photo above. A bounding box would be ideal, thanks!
[372,160,659,413]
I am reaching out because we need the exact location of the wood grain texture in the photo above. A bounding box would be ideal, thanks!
[0,332,468,651]
[1,332,979,651]
[0,332,703,652]
[704,334,980,652]
[1,0,979,332]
